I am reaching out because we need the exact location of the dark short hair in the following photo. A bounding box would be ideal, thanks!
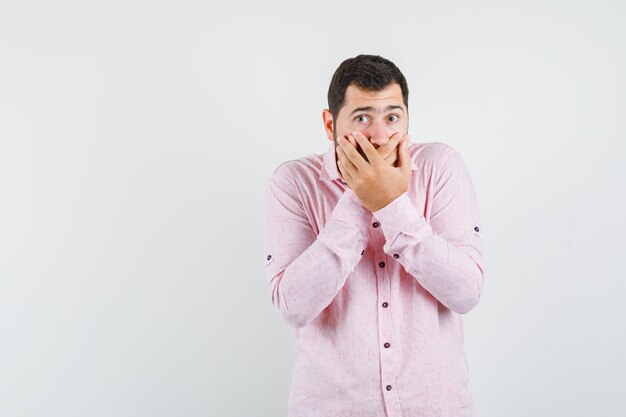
[327,54,409,121]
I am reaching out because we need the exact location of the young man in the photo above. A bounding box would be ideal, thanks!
[263,54,485,417]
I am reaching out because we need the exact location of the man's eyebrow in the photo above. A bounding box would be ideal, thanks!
[349,105,404,116]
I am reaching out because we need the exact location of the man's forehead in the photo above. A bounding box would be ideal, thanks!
[343,83,404,109]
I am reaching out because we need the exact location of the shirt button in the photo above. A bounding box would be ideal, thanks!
[372,221,380,228]
[384,342,390,348]
[266,255,272,260]
[379,261,385,268]
[361,249,365,256]
[386,385,392,391]
[382,302,388,308]
[393,253,399,259]
[474,226,480,232]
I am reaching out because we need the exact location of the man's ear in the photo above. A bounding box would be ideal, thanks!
[322,109,334,142]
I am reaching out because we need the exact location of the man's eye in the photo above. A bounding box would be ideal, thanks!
[355,115,369,123]
[388,115,399,122]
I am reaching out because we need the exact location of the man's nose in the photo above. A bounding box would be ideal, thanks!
[365,122,391,147]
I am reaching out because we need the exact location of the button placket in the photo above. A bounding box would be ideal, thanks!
[376,249,400,413]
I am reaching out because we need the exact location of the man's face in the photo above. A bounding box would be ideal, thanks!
[323,82,408,162]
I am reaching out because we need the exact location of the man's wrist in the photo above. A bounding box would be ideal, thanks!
[372,191,433,243]
[332,188,371,225]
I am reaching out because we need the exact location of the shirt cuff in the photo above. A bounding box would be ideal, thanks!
[317,188,371,255]
[371,192,433,245]
[331,188,372,226]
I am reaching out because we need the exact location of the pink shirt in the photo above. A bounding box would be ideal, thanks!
[263,140,485,417]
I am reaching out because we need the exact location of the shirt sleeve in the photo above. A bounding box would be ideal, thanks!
[263,164,372,328]
[371,146,485,314]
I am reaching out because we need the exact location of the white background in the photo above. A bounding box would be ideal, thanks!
[1,1,625,416]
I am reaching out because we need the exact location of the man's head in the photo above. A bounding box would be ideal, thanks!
[322,54,409,151]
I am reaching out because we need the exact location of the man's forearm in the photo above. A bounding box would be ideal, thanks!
[265,189,371,328]
[373,192,485,314]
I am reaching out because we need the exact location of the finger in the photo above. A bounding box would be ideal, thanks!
[389,131,404,149]
[403,133,411,150]
[338,158,356,183]
[379,131,404,162]
[338,133,357,148]
[350,133,371,164]
[336,153,353,184]
[352,131,383,166]
[397,134,412,174]
[338,135,370,172]
[337,144,359,178]
[383,147,399,167]
[392,132,407,167]
[385,132,404,151]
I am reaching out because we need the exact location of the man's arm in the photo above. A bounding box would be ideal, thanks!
[263,163,371,328]
[371,146,485,314]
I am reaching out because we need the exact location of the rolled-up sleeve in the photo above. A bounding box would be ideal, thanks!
[372,146,485,314]
[263,164,371,328]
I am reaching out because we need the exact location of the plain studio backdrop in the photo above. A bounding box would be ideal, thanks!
[1,1,625,416]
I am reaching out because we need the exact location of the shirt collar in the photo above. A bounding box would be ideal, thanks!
[319,141,418,182]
